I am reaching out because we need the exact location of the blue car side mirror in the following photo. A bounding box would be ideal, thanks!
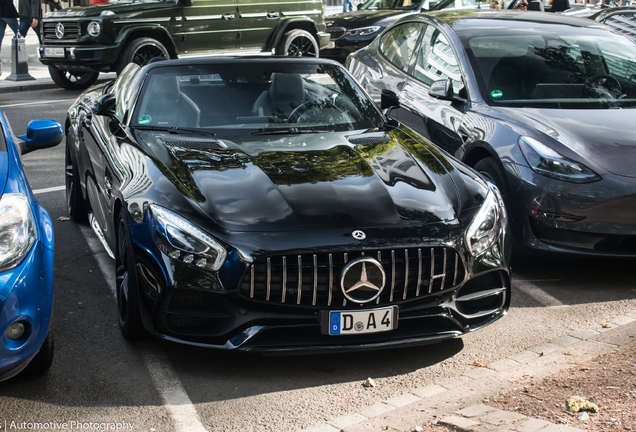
[18,119,64,155]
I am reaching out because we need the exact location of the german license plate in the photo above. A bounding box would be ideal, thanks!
[326,41,335,49]
[326,306,397,335]
[44,47,65,57]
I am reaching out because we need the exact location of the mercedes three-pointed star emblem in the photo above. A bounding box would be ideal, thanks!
[340,257,386,303]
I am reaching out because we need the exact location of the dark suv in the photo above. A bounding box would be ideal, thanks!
[39,0,330,89]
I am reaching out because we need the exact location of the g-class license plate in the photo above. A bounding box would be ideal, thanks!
[327,306,398,335]
[44,47,65,57]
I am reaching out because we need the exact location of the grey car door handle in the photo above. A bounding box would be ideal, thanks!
[267,12,279,18]
[222,14,235,20]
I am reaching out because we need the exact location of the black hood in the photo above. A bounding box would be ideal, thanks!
[509,108,636,178]
[140,128,462,232]
[326,9,418,29]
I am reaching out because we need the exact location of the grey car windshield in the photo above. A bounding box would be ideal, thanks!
[133,62,385,136]
[458,25,636,109]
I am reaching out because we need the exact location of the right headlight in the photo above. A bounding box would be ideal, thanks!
[518,136,601,183]
[87,21,101,37]
[148,204,227,271]
[347,26,381,36]
[0,194,37,272]
[465,189,502,256]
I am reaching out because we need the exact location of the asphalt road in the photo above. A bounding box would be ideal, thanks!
[1,89,636,432]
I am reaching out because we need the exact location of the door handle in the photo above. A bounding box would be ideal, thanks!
[403,91,414,101]
[267,12,279,18]
[222,14,235,20]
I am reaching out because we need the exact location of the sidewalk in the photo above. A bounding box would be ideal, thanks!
[306,314,636,432]
[0,32,115,93]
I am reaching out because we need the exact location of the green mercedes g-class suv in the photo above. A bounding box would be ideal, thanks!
[39,0,330,89]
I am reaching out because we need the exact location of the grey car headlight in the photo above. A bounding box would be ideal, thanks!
[0,194,37,272]
[148,204,227,271]
[347,26,381,36]
[518,136,601,183]
[466,189,502,256]
[87,21,101,37]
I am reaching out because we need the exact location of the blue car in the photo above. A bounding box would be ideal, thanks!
[0,109,63,381]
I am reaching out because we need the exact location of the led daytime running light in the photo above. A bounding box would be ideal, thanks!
[149,204,226,271]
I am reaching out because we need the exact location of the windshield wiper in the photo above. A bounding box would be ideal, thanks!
[134,125,216,136]
[251,127,334,136]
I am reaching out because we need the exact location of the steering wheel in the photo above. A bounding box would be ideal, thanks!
[588,74,622,98]
[288,99,344,123]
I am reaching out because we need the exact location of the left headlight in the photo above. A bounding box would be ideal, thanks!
[148,204,227,271]
[87,21,101,37]
[465,189,502,256]
[0,194,37,272]
[347,26,381,36]
[518,136,600,183]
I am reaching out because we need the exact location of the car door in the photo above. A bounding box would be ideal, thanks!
[399,25,466,156]
[182,0,239,53]
[236,0,279,50]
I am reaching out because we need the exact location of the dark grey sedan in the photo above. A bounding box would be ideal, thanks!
[348,10,636,257]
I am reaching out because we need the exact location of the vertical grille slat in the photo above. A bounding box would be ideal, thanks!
[281,256,287,303]
[240,247,465,308]
[312,254,318,306]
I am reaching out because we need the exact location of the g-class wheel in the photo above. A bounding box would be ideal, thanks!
[48,66,99,90]
[276,29,319,58]
[117,37,169,74]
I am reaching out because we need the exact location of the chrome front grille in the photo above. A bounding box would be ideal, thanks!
[43,21,80,41]
[327,27,346,40]
[239,248,465,308]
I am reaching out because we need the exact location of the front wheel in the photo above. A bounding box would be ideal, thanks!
[48,67,99,90]
[474,157,508,202]
[276,29,319,58]
[65,136,88,223]
[116,208,145,339]
[117,37,169,74]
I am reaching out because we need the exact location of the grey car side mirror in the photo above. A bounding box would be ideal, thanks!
[429,79,454,100]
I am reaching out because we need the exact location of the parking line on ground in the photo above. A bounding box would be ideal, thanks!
[0,99,78,108]
[33,185,65,195]
[514,278,563,307]
[79,225,210,432]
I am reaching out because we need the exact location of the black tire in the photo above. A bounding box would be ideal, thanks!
[474,157,508,202]
[23,320,54,376]
[65,137,89,223]
[48,66,99,90]
[117,37,169,74]
[116,208,145,339]
[275,29,319,58]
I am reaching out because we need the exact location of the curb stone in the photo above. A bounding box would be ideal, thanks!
[305,313,636,432]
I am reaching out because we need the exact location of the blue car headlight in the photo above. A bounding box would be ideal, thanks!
[0,194,37,272]
[347,26,381,37]
[148,204,227,271]
[518,136,601,183]
[465,189,502,256]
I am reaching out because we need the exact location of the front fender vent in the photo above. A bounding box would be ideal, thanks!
[163,139,227,150]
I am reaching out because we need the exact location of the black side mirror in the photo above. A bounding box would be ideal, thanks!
[357,3,363,9]
[93,93,117,118]
[380,89,400,110]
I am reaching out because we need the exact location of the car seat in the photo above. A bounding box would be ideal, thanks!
[142,75,201,127]
[252,73,306,118]
[528,0,544,10]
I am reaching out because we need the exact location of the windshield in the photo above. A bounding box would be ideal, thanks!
[458,24,636,109]
[133,62,385,136]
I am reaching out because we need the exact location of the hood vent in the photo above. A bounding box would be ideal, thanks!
[348,133,391,145]
[162,139,227,150]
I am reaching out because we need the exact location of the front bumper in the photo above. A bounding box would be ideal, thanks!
[39,44,121,73]
[130,220,511,352]
[320,36,376,63]
[0,242,54,381]
[506,163,636,256]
